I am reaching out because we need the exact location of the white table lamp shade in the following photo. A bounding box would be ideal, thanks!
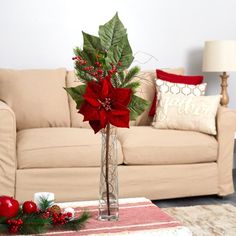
[202,40,236,72]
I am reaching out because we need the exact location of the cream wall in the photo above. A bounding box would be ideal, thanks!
[0,0,236,109]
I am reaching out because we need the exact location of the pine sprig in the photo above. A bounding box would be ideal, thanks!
[0,217,6,224]
[0,221,8,234]
[123,81,140,90]
[38,196,54,212]
[117,71,125,83]
[63,211,90,231]
[122,66,140,86]
[19,215,51,235]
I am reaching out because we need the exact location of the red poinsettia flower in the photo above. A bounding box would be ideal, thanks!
[79,77,132,133]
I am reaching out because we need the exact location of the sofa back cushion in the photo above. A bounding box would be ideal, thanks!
[0,68,70,130]
[134,68,184,126]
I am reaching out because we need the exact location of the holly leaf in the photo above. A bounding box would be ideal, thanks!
[82,32,102,53]
[99,12,127,50]
[64,85,86,109]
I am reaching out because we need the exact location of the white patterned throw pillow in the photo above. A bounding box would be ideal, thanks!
[152,93,221,135]
[156,79,207,99]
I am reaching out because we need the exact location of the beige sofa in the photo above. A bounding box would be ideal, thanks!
[0,68,236,203]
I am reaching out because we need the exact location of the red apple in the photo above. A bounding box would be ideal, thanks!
[0,196,19,218]
[22,201,37,214]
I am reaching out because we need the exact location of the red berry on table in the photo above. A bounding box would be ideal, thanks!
[22,201,37,214]
[0,196,19,218]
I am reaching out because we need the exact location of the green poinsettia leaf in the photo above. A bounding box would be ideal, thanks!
[82,32,102,53]
[64,85,86,109]
[117,35,134,69]
[129,95,149,120]
[106,35,134,70]
[99,12,127,51]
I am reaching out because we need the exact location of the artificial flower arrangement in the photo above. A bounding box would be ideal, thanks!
[65,13,148,133]
[64,13,148,220]
[0,195,89,234]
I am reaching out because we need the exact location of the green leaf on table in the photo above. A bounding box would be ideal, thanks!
[99,12,127,51]
[64,85,86,109]
[129,94,149,120]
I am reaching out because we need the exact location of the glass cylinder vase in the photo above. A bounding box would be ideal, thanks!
[98,123,119,221]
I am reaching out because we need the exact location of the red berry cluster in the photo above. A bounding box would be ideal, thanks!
[7,219,23,234]
[108,64,118,76]
[51,212,73,226]
[72,56,87,66]
[72,54,122,81]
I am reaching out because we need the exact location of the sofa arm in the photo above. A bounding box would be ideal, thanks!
[0,101,16,197]
[216,106,236,196]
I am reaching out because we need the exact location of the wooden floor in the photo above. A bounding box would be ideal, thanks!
[153,169,236,208]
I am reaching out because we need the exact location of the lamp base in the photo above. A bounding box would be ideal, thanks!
[220,72,229,107]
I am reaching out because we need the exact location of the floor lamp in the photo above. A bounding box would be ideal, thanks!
[202,40,236,107]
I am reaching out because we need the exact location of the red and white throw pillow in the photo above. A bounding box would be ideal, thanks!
[148,69,204,116]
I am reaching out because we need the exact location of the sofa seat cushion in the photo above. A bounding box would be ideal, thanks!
[17,128,124,169]
[117,127,218,165]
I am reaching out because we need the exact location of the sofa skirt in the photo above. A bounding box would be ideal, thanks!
[16,163,218,203]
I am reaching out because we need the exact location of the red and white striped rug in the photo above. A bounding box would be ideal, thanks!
[46,198,192,235]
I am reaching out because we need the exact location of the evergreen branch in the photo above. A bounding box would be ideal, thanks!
[63,212,90,231]
[123,81,140,90]
[73,47,93,66]
[19,215,51,235]
[0,223,8,233]
[38,196,54,212]
[0,217,6,224]
[74,63,95,83]
[122,66,140,86]
[111,75,120,88]
[117,71,125,83]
